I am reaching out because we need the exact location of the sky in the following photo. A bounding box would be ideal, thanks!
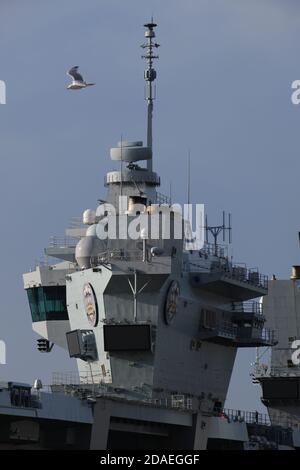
[0,0,300,414]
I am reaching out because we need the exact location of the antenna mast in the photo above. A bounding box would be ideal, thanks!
[205,211,232,256]
[141,20,159,172]
[187,149,191,205]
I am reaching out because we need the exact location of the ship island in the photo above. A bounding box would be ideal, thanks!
[0,20,299,451]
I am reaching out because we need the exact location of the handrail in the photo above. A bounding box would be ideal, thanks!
[216,408,296,429]
[185,258,268,289]
[49,236,79,248]
[199,242,228,259]
[231,301,263,315]
[91,249,145,266]
[254,364,300,378]
[155,191,171,205]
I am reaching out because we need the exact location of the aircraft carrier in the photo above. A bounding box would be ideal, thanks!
[0,20,298,450]
[254,240,300,445]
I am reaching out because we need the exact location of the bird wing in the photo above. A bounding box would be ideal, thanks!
[67,66,84,82]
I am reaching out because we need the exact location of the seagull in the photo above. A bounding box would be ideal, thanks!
[67,66,95,90]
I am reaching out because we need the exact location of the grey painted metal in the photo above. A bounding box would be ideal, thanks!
[110,143,151,163]
[18,20,289,450]
[141,21,159,172]
[0,384,93,423]
[255,275,300,430]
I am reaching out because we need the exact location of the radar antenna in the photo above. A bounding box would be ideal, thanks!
[205,211,232,256]
[141,19,159,172]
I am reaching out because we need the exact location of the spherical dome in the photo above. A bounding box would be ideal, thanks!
[83,209,96,225]
[86,224,97,237]
[75,237,94,269]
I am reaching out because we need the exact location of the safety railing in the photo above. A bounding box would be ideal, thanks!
[31,259,77,272]
[201,323,275,345]
[68,216,85,228]
[200,320,237,339]
[254,364,300,378]
[52,371,104,385]
[228,265,268,289]
[144,395,193,410]
[91,249,145,266]
[199,242,228,259]
[231,301,263,315]
[215,408,296,429]
[155,191,171,205]
[186,258,268,289]
[235,327,275,346]
[51,375,194,411]
[49,236,78,248]
[259,328,276,344]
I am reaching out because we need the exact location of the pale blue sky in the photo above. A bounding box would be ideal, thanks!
[1,0,300,413]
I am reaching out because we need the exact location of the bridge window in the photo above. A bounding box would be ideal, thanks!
[26,286,68,322]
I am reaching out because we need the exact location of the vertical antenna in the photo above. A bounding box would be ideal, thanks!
[141,20,160,172]
[187,149,191,206]
[120,134,123,198]
[187,149,191,230]
[205,212,232,256]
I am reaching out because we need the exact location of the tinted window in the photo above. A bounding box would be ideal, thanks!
[27,286,68,322]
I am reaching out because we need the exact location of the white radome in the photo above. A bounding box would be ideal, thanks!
[83,209,96,225]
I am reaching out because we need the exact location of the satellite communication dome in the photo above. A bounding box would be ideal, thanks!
[83,209,96,225]
[75,237,94,269]
[86,224,97,237]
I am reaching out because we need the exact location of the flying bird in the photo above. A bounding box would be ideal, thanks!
[67,66,95,90]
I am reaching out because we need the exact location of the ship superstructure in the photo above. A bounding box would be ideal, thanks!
[254,252,300,447]
[18,21,292,450]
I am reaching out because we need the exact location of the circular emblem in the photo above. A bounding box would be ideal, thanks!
[83,283,98,327]
[164,280,180,325]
